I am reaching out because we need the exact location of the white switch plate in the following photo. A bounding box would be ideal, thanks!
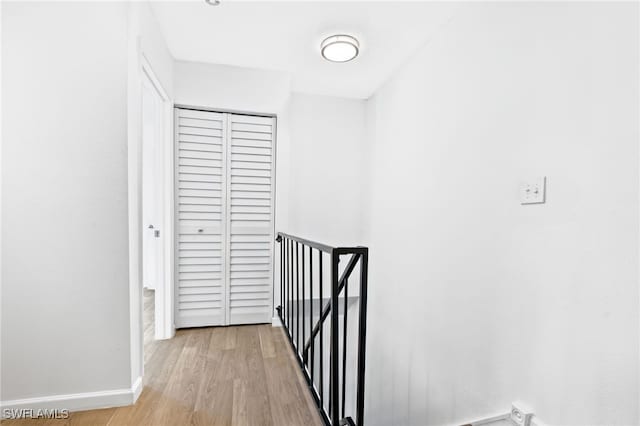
[520,177,546,204]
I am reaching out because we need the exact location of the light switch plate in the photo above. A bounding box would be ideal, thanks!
[520,177,546,204]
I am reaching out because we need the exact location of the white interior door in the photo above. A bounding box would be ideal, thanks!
[226,113,275,325]
[175,108,227,327]
[141,59,173,341]
[175,108,275,327]
[142,76,164,291]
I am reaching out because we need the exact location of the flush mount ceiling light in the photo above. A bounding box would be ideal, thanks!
[320,34,360,63]
[205,0,221,5]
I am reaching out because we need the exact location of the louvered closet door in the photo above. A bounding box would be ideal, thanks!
[226,114,275,325]
[175,108,227,328]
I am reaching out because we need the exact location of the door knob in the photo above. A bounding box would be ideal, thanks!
[148,224,154,229]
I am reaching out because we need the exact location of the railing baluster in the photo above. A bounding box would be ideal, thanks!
[280,237,284,325]
[310,246,314,384]
[330,250,340,426]
[284,238,288,330]
[342,277,348,418]
[319,249,324,410]
[302,243,306,365]
[296,241,300,352]
[285,238,288,331]
[289,239,294,335]
[356,251,368,426]
[291,242,300,350]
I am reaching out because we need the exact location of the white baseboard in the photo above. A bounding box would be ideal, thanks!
[131,376,143,404]
[1,376,143,418]
[272,316,282,327]
[454,412,510,426]
[531,415,550,426]
[472,413,510,425]
[455,411,549,426]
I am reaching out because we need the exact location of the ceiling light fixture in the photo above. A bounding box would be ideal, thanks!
[205,0,221,5]
[320,34,359,63]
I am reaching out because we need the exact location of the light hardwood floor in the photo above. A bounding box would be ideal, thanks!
[2,323,324,426]
[143,288,159,365]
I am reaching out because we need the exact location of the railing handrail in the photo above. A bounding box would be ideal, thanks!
[277,232,368,255]
[277,231,335,253]
[275,232,369,426]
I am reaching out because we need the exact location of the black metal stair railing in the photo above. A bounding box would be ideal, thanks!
[275,232,368,426]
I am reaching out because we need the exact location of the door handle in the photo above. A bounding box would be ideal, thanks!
[148,224,154,229]
[154,230,160,238]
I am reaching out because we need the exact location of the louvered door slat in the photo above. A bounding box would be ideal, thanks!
[226,114,275,325]
[175,108,227,328]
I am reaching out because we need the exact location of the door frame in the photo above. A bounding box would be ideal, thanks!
[141,55,175,340]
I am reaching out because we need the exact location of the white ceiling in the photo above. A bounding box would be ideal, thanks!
[151,1,460,99]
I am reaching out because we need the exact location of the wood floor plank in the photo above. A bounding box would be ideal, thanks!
[223,326,237,350]
[142,288,158,365]
[231,379,248,426]
[238,327,273,426]
[258,325,276,359]
[193,349,235,426]
[152,328,211,425]
[69,408,115,426]
[271,327,325,426]
[192,328,238,426]
[107,331,190,426]
[263,352,306,425]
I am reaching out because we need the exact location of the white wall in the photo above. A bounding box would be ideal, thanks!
[134,2,174,99]
[287,93,367,247]
[364,3,639,425]
[174,61,290,115]
[1,1,132,404]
